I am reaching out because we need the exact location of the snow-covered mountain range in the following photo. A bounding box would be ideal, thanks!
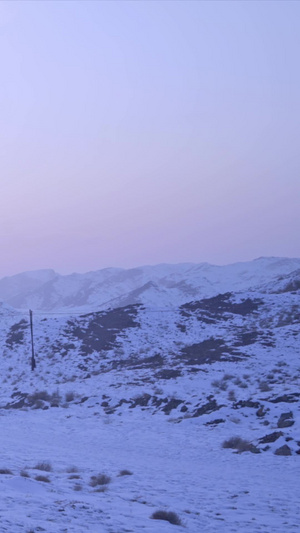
[0,256,299,532]
[1,256,300,311]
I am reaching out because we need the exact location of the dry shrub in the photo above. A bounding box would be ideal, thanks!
[118,469,133,476]
[228,390,236,402]
[66,465,79,473]
[0,468,13,475]
[89,474,111,487]
[94,486,108,493]
[35,475,50,483]
[222,436,260,454]
[50,389,61,406]
[234,377,248,388]
[259,381,272,392]
[34,462,52,472]
[212,379,227,391]
[223,374,235,381]
[28,391,50,403]
[65,391,75,402]
[151,510,182,526]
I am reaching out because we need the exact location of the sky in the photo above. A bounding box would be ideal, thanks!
[0,0,299,277]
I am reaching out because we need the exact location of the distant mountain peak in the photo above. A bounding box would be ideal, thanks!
[0,257,299,312]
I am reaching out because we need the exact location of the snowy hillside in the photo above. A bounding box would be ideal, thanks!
[0,259,299,532]
[1,256,300,312]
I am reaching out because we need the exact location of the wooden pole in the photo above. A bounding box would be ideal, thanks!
[29,309,36,371]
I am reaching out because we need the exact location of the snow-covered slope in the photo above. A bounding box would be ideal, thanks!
[259,267,300,294]
[0,262,299,532]
[1,256,300,312]
[0,268,56,302]
[1,281,299,449]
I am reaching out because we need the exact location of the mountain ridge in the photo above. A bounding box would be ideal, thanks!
[0,256,299,312]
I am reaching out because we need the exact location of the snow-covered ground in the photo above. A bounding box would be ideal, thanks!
[0,258,299,531]
[1,406,299,533]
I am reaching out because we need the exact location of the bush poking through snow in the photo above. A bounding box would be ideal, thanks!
[89,474,111,487]
[259,381,272,392]
[234,378,248,389]
[50,389,61,406]
[35,475,51,483]
[223,374,235,381]
[222,437,260,453]
[28,390,50,403]
[65,391,75,402]
[212,379,228,391]
[151,510,182,526]
[0,468,13,475]
[228,390,236,402]
[34,462,52,472]
[20,470,30,478]
[66,465,79,473]
[73,483,83,491]
[26,389,62,408]
[118,469,133,476]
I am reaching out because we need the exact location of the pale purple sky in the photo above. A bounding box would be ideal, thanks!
[1,0,299,277]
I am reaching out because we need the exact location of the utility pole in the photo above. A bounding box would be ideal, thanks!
[29,309,36,371]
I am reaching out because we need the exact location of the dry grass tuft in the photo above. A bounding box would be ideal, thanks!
[35,475,51,483]
[34,462,52,472]
[0,468,13,475]
[89,474,111,487]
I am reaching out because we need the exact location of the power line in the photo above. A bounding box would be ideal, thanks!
[2,306,185,317]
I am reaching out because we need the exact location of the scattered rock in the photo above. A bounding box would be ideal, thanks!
[155,369,181,380]
[130,393,151,409]
[79,396,89,404]
[258,431,283,444]
[262,445,270,452]
[4,393,28,410]
[192,399,223,418]
[270,393,300,404]
[256,406,266,417]
[162,399,184,415]
[274,445,292,456]
[277,412,294,428]
[205,418,225,426]
[233,400,260,410]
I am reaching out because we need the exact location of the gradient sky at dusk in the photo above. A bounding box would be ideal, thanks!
[1,0,299,277]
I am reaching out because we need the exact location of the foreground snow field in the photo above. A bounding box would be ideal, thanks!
[1,407,299,533]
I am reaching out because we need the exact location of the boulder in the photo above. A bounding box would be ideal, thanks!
[259,431,283,444]
[277,412,294,428]
[274,445,292,456]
